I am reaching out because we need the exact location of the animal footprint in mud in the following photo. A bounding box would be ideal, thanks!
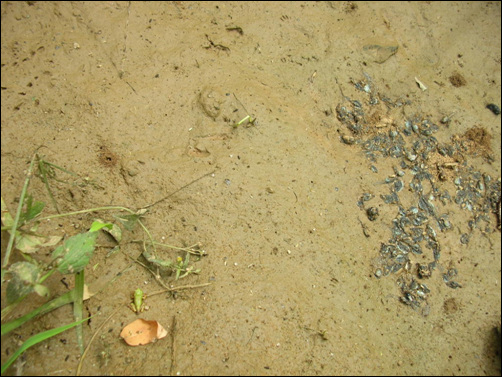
[198,87,225,120]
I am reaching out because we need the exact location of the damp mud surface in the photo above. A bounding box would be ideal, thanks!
[1,2,501,375]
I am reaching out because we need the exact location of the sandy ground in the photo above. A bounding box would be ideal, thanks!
[1,1,501,375]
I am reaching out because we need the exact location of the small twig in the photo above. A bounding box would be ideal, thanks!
[76,308,119,376]
[357,217,370,238]
[232,93,259,130]
[169,315,177,376]
[125,81,137,94]
[334,76,349,102]
[126,254,171,289]
[226,26,244,35]
[142,170,216,210]
[233,93,250,115]
[148,283,211,297]
[123,1,131,54]
[37,205,136,222]
[308,70,317,84]
[1,153,37,283]
[204,34,230,52]
[246,326,258,345]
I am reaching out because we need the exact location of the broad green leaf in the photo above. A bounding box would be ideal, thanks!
[52,232,97,274]
[6,262,41,304]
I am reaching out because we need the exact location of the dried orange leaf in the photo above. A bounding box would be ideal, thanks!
[120,319,168,346]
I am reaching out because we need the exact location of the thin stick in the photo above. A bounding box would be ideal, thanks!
[76,308,119,376]
[169,315,177,376]
[233,93,250,115]
[142,170,215,210]
[1,153,37,283]
[148,283,211,297]
[127,254,171,289]
[36,205,136,222]
[232,93,259,131]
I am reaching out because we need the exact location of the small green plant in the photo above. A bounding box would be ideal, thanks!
[231,93,257,129]
[36,154,78,213]
[1,152,204,374]
[232,114,256,128]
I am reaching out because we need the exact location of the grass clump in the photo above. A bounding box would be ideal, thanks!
[1,152,205,374]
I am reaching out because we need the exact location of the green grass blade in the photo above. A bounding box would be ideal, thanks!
[1,316,91,374]
[42,160,78,177]
[1,290,74,336]
[37,155,60,214]
[74,270,85,354]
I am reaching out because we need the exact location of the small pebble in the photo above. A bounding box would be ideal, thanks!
[460,233,470,244]
[486,103,500,115]
[366,207,379,221]
[341,135,356,145]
